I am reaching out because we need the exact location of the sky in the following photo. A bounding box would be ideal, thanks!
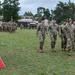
[0,0,75,15]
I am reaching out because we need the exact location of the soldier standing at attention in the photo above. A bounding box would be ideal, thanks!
[59,20,67,51]
[48,19,59,52]
[65,20,74,56]
[36,18,47,53]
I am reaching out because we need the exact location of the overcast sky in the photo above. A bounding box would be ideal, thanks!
[0,0,75,15]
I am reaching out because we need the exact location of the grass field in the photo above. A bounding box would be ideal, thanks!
[0,28,75,75]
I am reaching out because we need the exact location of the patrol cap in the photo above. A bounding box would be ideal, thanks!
[68,20,71,22]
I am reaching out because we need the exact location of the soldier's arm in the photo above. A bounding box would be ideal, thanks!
[48,24,51,31]
[56,24,60,35]
[57,24,59,31]
[64,25,68,37]
[64,25,67,31]
[45,26,48,35]
[58,25,62,37]
[73,27,75,35]
[47,25,51,36]
[36,25,40,35]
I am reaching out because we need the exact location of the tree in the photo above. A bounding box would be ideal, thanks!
[52,1,68,23]
[2,0,20,22]
[24,11,33,16]
[0,1,2,16]
[37,7,45,15]
[37,7,45,22]
[68,1,75,19]
[51,1,75,23]
[37,7,51,22]
[43,9,51,20]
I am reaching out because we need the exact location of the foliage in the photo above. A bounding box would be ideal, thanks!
[0,1,2,16]
[43,9,51,20]
[2,0,20,22]
[24,11,33,16]
[52,1,75,23]
[36,7,51,22]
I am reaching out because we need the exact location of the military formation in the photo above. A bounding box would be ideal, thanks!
[0,21,17,32]
[36,18,75,56]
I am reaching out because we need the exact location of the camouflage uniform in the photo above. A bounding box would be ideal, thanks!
[65,24,74,52]
[12,22,17,32]
[48,23,59,50]
[0,21,3,31]
[4,22,8,32]
[36,23,47,52]
[72,24,75,50]
[59,24,67,50]
[8,23,12,32]
[20,24,24,30]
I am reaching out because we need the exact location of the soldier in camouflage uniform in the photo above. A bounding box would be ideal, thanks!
[59,20,67,51]
[48,19,59,52]
[65,20,74,56]
[8,22,12,33]
[0,21,3,31]
[12,22,17,32]
[36,19,47,53]
[3,22,6,31]
[72,20,75,51]
[20,23,24,30]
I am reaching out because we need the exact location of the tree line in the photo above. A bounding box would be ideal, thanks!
[0,0,75,23]
[0,0,20,22]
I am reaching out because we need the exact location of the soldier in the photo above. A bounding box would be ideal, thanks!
[48,19,59,52]
[28,23,30,29]
[12,22,17,32]
[36,18,47,53]
[2,22,4,31]
[65,20,74,56]
[0,21,3,31]
[3,22,7,31]
[20,23,24,30]
[59,20,67,51]
[72,20,75,51]
[8,22,12,33]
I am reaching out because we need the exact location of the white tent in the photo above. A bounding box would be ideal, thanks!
[18,19,32,22]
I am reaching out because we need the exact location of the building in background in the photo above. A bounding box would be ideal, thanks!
[18,16,38,28]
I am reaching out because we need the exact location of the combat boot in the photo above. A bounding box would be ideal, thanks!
[63,48,66,51]
[67,51,71,56]
[73,48,75,51]
[39,42,44,53]
[40,50,44,53]
[51,48,56,52]
[39,48,44,53]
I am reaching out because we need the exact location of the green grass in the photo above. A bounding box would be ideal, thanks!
[0,28,75,75]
